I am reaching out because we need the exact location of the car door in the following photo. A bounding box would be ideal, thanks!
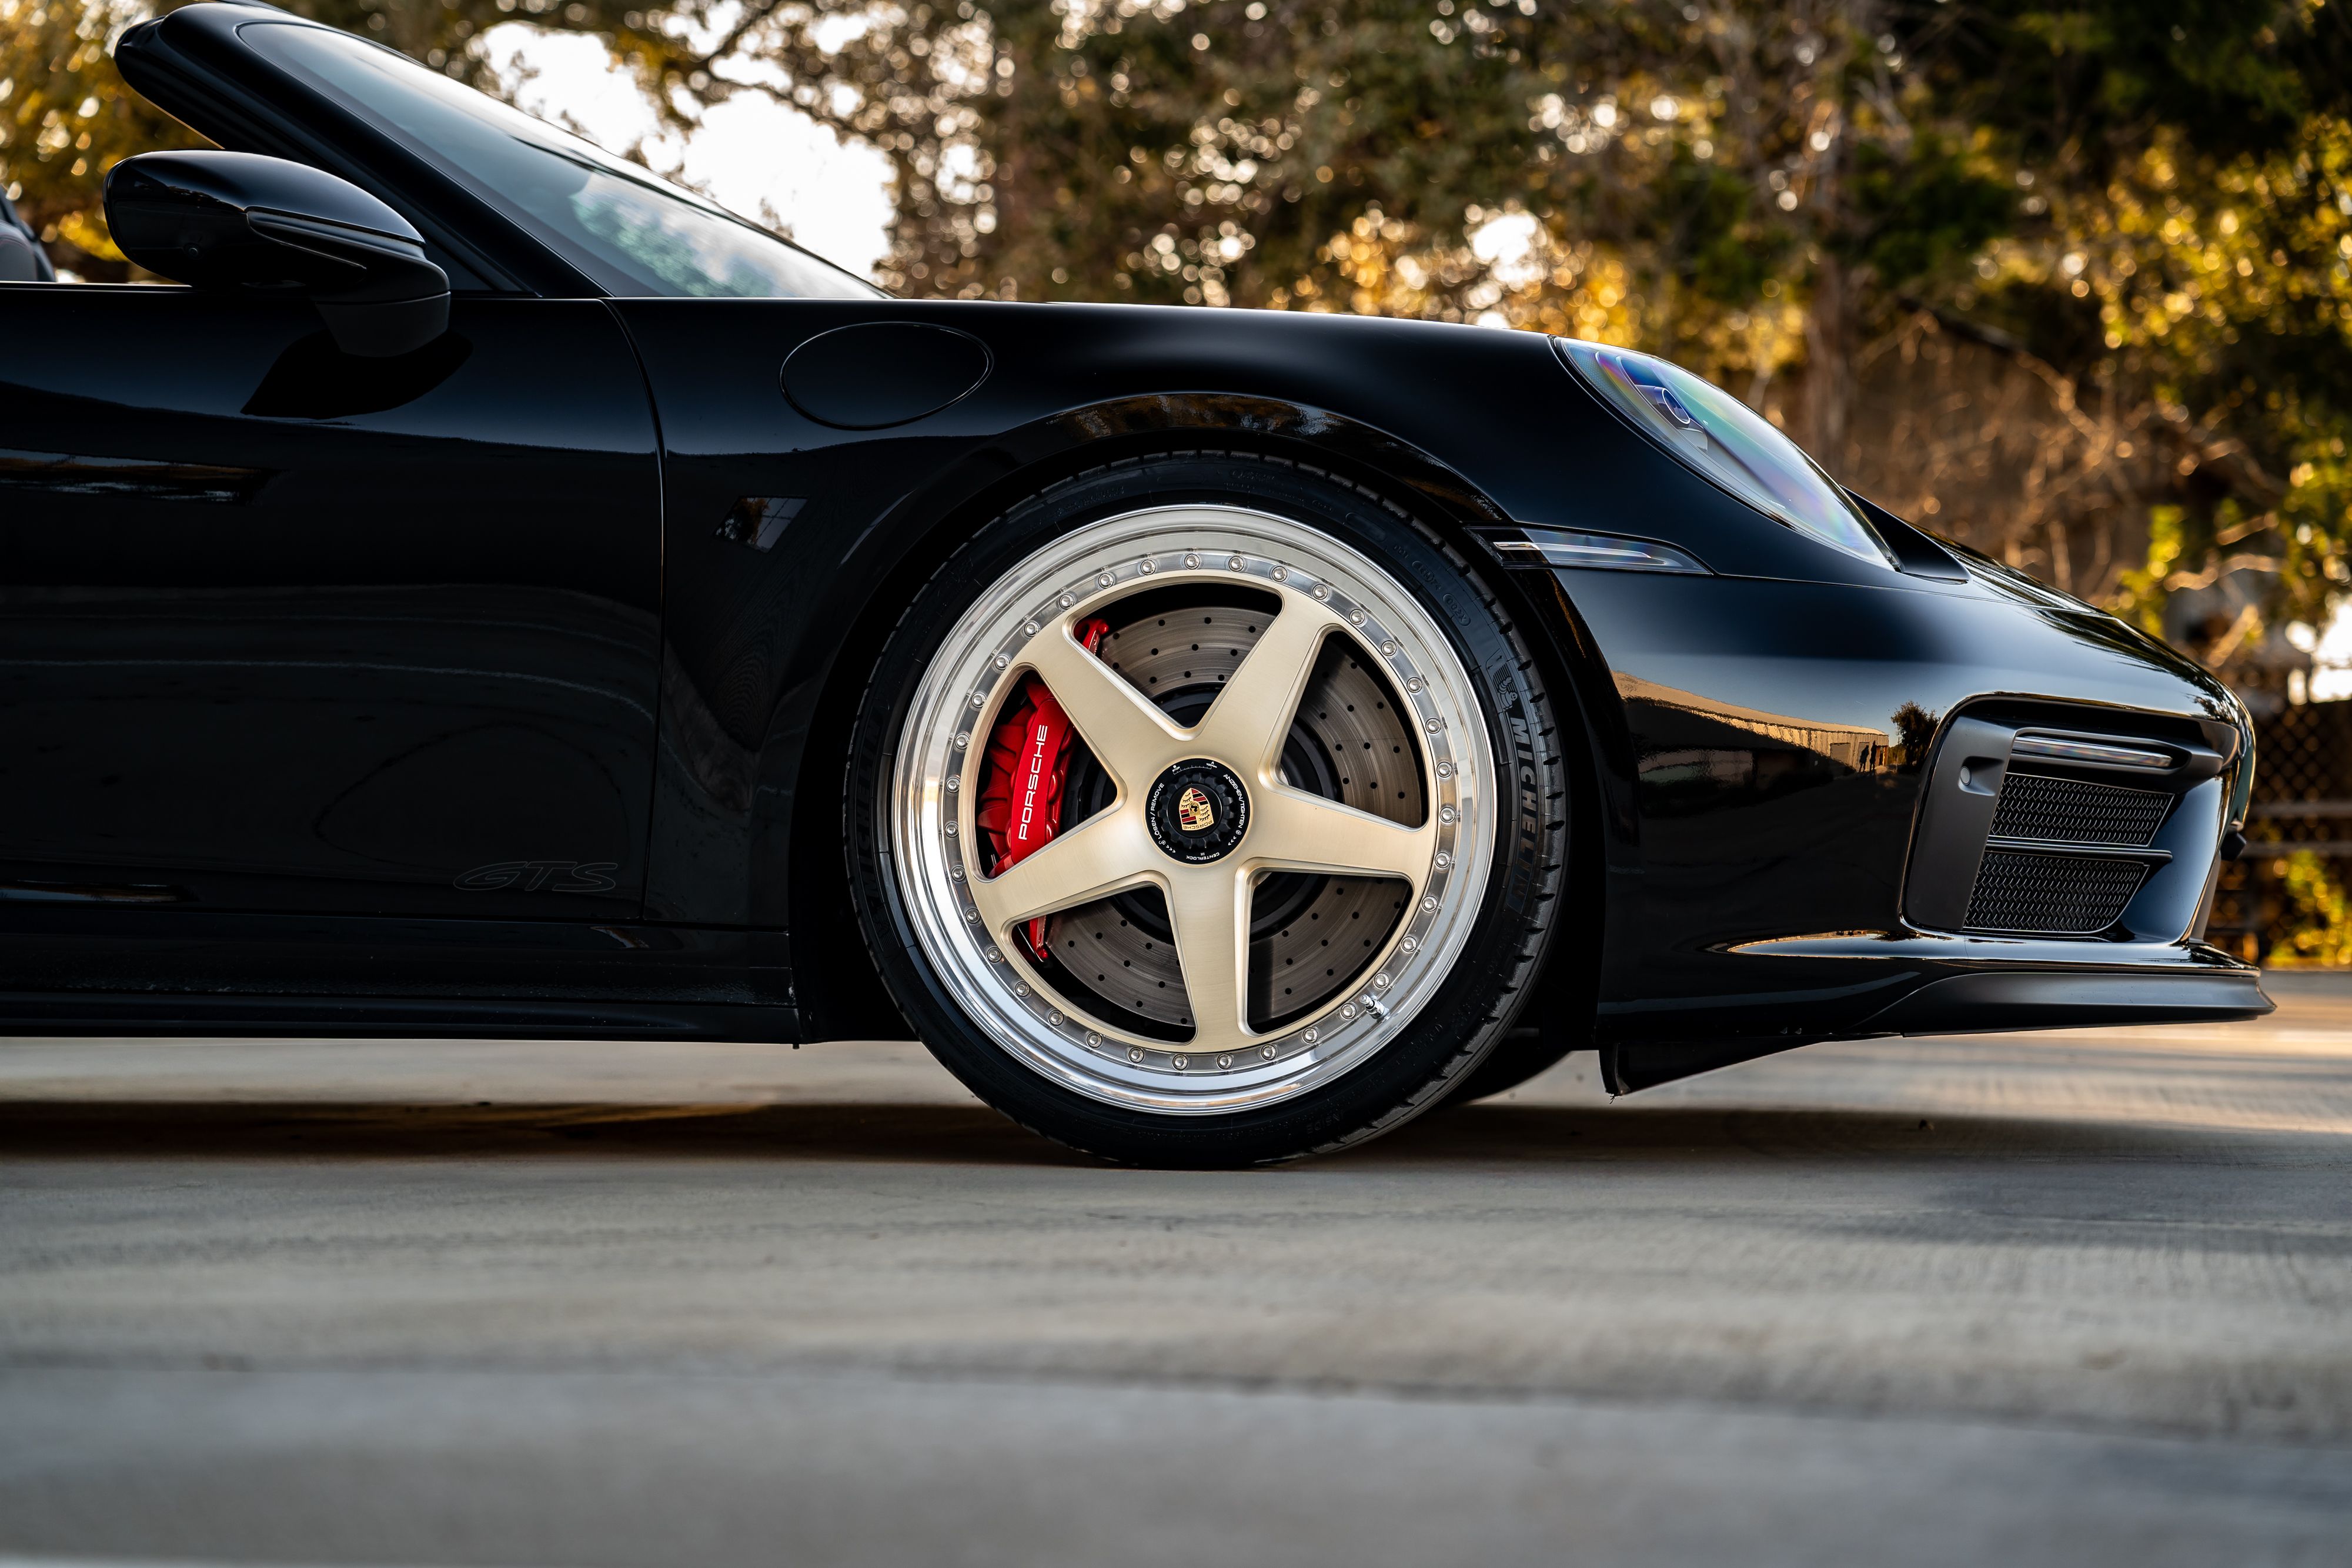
[0,282,661,920]
[609,300,999,929]
[41,2,913,961]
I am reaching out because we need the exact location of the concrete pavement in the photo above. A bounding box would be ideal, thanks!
[2,975,2349,1565]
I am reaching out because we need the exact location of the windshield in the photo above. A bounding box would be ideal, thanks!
[242,21,880,300]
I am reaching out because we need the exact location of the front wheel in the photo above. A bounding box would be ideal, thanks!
[846,454,1567,1166]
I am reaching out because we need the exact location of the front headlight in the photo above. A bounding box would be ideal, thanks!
[1555,337,1893,568]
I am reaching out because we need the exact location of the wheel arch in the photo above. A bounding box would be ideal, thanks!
[788,392,1615,1047]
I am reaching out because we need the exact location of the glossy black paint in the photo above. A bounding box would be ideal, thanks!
[116,2,593,295]
[0,1,2264,1062]
[612,292,2259,1050]
[781,322,992,429]
[0,285,660,928]
[1599,959,2266,1092]
[1521,561,2246,1038]
[0,901,789,1031]
[104,148,453,358]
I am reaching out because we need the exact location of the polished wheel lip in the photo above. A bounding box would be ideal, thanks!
[892,505,1494,1115]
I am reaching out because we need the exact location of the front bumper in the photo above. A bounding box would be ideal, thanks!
[1508,554,2266,1086]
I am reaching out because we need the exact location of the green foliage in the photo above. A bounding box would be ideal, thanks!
[2273,850,2352,965]
[2115,504,2189,634]
[1846,136,2009,287]
[1,0,203,276]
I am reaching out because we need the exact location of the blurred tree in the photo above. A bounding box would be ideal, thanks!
[2,0,202,277]
[6,0,2350,687]
[2276,849,2352,963]
[577,0,2352,684]
[1,0,613,276]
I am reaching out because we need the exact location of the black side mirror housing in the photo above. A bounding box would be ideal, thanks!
[105,149,449,357]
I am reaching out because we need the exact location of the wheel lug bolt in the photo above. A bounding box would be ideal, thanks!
[1375,973,1391,988]
[984,947,1000,963]
[1228,554,1246,570]
[955,732,971,748]
[1015,983,1030,995]
[1217,1054,1234,1069]
[1422,895,1439,911]
[1349,610,1367,626]
[1340,1004,1357,1020]
[1435,763,1451,779]
[1439,807,1455,823]
[1184,552,1202,568]
[1401,937,1418,952]
[1097,573,1114,587]
[1172,1055,1189,1068]
[1379,640,1397,655]
[1140,559,1157,574]
[1058,593,1075,608]
[1022,622,1038,637]
[1085,1031,1101,1046]
[1313,586,1331,600]
[1406,677,1423,693]
[1434,852,1451,868]
[1304,1028,1320,1042]
[1048,1009,1063,1024]
[1261,1045,1278,1059]
[1129,1047,1145,1062]
[1271,566,1288,581]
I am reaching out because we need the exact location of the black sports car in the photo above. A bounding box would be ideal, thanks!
[0,1,2268,1165]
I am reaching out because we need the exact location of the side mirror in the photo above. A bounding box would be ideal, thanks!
[105,150,449,358]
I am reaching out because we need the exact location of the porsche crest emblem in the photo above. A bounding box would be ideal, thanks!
[1177,786,1216,833]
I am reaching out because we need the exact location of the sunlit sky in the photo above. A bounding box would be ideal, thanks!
[485,22,893,279]
[2308,616,2352,701]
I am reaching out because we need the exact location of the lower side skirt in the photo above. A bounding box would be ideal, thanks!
[0,993,799,1043]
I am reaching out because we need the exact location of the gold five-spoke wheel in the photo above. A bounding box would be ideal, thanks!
[893,504,1494,1115]
[970,587,1441,1056]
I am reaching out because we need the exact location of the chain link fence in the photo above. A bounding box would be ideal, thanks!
[2205,698,2352,964]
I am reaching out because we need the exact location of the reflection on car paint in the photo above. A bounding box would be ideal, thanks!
[0,447,268,503]
[1617,674,1895,813]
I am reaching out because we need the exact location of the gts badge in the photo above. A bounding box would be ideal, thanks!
[456,860,619,894]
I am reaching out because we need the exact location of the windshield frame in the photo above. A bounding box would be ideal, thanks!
[235,17,884,302]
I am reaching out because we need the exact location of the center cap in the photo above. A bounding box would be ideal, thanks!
[1146,758,1250,864]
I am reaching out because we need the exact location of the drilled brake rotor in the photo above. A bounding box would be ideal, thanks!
[1040,598,1426,1032]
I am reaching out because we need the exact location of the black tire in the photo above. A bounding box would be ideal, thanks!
[1435,1016,1583,1106]
[845,452,1568,1166]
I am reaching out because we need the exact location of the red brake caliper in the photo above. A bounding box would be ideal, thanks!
[975,618,1114,960]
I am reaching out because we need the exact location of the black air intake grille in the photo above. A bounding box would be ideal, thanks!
[1990,770,2169,847]
[1964,851,2147,935]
